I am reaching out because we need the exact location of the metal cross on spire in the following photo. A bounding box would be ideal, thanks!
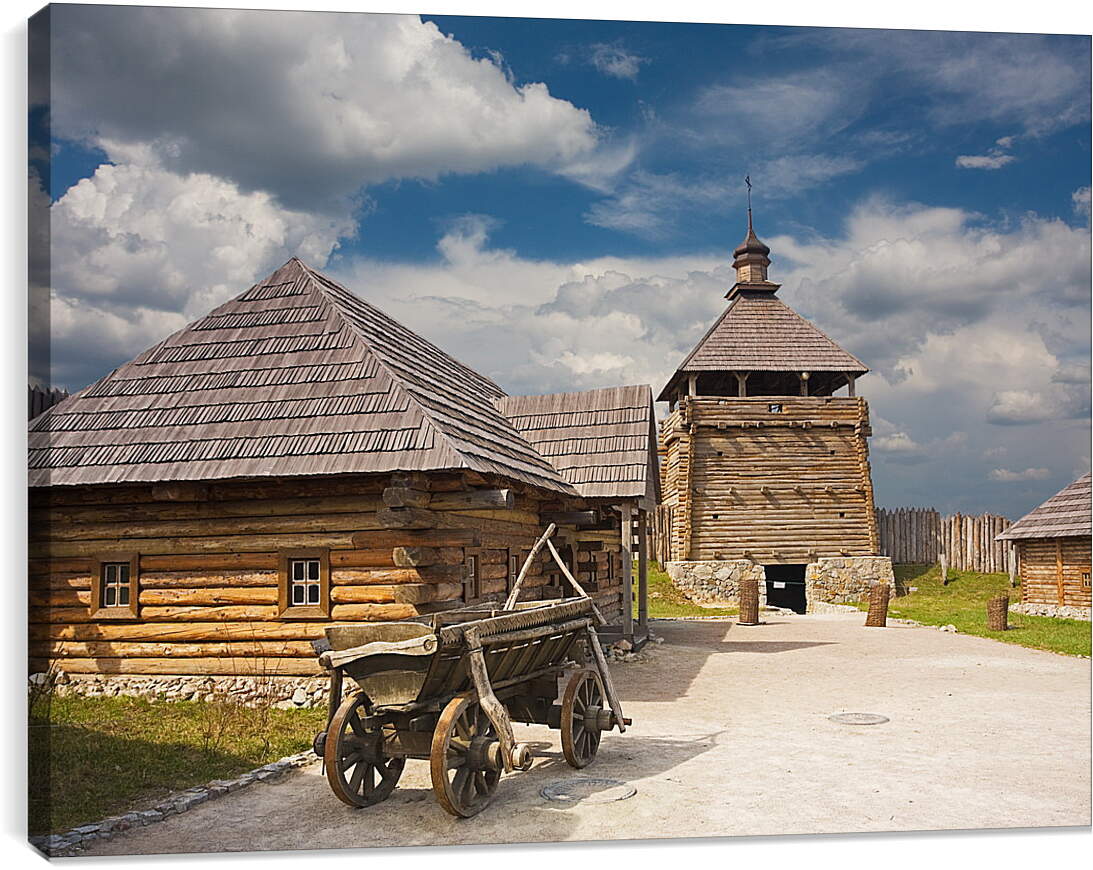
[745,174,754,231]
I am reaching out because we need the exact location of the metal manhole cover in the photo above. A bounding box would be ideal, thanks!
[541,777,636,804]
[829,712,890,725]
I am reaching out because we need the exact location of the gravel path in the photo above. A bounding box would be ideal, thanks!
[78,613,1091,856]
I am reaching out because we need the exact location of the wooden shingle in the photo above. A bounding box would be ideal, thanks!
[495,385,660,507]
[30,258,576,494]
[658,290,868,401]
[997,473,1092,541]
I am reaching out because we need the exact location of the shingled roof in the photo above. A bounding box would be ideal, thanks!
[495,385,660,508]
[997,473,1091,541]
[657,290,868,402]
[29,258,576,494]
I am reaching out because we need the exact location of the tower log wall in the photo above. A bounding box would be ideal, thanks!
[659,396,878,563]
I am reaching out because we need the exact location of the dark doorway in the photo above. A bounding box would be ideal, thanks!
[764,564,807,613]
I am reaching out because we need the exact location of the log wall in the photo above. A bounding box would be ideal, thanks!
[657,396,878,563]
[1016,537,1091,608]
[29,472,624,676]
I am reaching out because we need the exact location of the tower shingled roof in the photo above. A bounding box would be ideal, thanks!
[657,291,869,402]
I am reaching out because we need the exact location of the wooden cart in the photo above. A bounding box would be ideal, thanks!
[313,595,629,817]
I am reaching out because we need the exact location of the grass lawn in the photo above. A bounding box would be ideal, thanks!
[633,561,738,619]
[863,563,1090,657]
[29,693,326,836]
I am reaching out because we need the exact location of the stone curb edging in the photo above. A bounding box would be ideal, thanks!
[29,750,319,857]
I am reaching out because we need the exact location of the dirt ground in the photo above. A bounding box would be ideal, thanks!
[79,612,1091,856]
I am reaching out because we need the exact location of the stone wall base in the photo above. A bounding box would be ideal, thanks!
[806,557,895,607]
[665,560,767,605]
[666,556,894,613]
[1010,602,1091,621]
[38,673,335,709]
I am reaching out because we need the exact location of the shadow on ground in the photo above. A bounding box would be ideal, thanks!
[623,618,838,702]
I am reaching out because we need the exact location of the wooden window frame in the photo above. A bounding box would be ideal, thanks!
[507,549,524,596]
[462,550,481,603]
[90,553,139,619]
[277,549,331,618]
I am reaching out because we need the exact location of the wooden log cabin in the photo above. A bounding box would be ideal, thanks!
[997,473,1091,617]
[28,258,659,678]
[656,209,892,612]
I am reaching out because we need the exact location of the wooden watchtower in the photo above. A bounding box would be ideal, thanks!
[657,208,890,612]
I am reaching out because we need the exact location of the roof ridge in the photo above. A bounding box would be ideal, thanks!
[297,261,507,396]
[286,262,470,475]
[292,260,574,493]
[766,295,869,371]
[677,297,739,371]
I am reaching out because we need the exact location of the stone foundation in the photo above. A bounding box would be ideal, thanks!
[1010,602,1091,621]
[666,556,894,612]
[806,557,895,606]
[665,560,767,605]
[36,673,336,709]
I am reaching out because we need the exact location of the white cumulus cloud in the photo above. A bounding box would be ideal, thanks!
[46,6,609,212]
[989,467,1052,482]
[40,153,353,389]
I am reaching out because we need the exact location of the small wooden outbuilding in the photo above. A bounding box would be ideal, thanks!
[28,258,658,677]
[997,473,1091,616]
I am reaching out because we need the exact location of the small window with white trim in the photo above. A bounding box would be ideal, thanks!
[289,558,322,606]
[101,562,131,608]
[91,553,139,618]
[277,549,330,617]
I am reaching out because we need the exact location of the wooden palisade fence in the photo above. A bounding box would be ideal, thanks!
[651,504,1013,572]
[875,507,1012,571]
[651,504,674,567]
[28,385,68,420]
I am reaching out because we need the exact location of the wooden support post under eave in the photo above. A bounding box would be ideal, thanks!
[637,508,648,630]
[620,501,634,640]
[847,374,857,397]
[687,374,698,397]
[735,372,749,398]
[1008,542,1017,589]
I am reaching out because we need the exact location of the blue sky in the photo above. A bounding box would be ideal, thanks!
[31,6,1091,518]
[39,19,1089,262]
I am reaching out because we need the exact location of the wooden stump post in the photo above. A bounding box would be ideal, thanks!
[865,583,890,627]
[738,577,760,626]
[987,595,1009,631]
[939,551,948,586]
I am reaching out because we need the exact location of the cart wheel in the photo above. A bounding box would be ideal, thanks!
[324,690,405,808]
[430,694,502,818]
[561,669,606,769]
